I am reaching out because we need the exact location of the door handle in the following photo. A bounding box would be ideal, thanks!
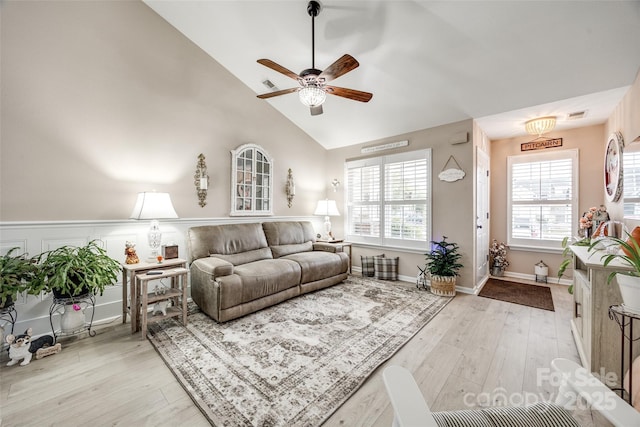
[477,225,483,229]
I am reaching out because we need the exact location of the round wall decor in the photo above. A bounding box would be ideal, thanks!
[604,132,624,202]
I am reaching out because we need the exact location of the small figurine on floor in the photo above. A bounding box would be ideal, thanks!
[125,241,139,264]
[6,328,60,366]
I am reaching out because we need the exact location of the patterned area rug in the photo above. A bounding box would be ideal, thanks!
[147,275,452,426]
[479,278,555,311]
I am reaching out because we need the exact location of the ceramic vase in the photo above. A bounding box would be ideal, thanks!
[616,274,640,314]
[623,226,640,257]
[61,304,85,333]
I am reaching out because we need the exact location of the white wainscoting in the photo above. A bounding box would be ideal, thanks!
[0,216,319,336]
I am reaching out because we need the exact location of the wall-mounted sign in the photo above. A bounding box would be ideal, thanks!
[361,140,409,154]
[438,155,466,182]
[521,138,563,151]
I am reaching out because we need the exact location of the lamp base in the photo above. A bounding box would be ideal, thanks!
[148,220,162,263]
[320,215,333,241]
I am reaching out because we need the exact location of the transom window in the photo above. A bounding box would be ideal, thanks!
[507,149,578,250]
[346,149,431,250]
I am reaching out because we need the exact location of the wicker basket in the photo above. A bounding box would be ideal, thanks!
[430,275,456,297]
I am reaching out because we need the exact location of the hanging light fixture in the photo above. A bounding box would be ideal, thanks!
[299,84,326,107]
[525,116,557,137]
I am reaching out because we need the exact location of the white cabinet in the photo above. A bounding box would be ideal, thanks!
[570,246,637,386]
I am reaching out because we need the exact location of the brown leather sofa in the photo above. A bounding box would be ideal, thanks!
[188,221,349,322]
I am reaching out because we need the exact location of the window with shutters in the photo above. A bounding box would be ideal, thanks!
[346,149,431,250]
[507,149,578,250]
[624,150,640,219]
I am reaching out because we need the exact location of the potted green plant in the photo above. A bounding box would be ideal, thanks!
[424,236,463,297]
[32,240,121,299]
[0,247,39,308]
[588,234,640,313]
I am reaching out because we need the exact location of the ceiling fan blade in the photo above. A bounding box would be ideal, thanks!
[325,85,373,102]
[319,54,359,82]
[257,59,300,81]
[257,87,299,99]
[310,105,323,116]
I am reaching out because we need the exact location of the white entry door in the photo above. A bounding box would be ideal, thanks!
[476,148,490,285]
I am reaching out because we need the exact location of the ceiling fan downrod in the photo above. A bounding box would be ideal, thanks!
[307,1,321,70]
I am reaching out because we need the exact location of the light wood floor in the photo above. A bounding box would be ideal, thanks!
[0,280,605,426]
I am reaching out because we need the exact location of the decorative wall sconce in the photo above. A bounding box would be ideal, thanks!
[286,168,295,208]
[331,178,340,192]
[194,153,209,208]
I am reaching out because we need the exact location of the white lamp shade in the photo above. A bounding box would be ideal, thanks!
[314,199,340,217]
[130,192,178,220]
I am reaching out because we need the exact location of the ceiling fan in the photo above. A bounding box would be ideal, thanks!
[256,0,373,116]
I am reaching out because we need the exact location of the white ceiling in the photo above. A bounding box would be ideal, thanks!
[144,0,640,149]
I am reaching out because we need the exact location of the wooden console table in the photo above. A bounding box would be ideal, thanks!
[570,246,639,390]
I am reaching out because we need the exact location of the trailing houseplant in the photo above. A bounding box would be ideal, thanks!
[32,240,121,299]
[557,236,591,294]
[424,236,463,297]
[0,247,39,308]
[587,233,640,312]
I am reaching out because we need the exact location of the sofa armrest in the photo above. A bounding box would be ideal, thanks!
[313,242,340,253]
[552,358,640,427]
[383,365,439,427]
[193,256,234,278]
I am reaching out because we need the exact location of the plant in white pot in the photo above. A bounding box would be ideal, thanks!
[424,236,463,297]
[31,240,121,299]
[590,235,640,313]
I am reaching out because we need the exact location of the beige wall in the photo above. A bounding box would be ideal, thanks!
[326,120,476,289]
[0,0,328,221]
[606,70,640,226]
[490,124,605,278]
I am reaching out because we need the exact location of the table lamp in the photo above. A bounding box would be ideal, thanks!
[314,199,340,241]
[130,192,178,261]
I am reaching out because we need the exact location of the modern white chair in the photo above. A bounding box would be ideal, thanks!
[383,358,640,427]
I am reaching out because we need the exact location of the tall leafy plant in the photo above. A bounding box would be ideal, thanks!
[425,236,463,277]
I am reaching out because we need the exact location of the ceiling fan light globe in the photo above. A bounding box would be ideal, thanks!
[299,86,326,107]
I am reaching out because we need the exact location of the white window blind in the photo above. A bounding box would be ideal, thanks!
[346,149,431,249]
[507,149,578,249]
[624,150,640,218]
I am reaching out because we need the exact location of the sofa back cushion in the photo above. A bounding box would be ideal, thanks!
[187,223,270,264]
[262,221,316,258]
[212,248,273,266]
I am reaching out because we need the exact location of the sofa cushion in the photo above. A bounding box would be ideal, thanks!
[211,247,273,266]
[361,254,384,277]
[187,223,269,263]
[432,402,579,427]
[375,256,398,281]
[271,241,313,258]
[262,221,316,246]
[284,251,349,284]
[227,259,301,307]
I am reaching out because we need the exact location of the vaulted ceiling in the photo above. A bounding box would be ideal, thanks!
[145,1,640,149]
